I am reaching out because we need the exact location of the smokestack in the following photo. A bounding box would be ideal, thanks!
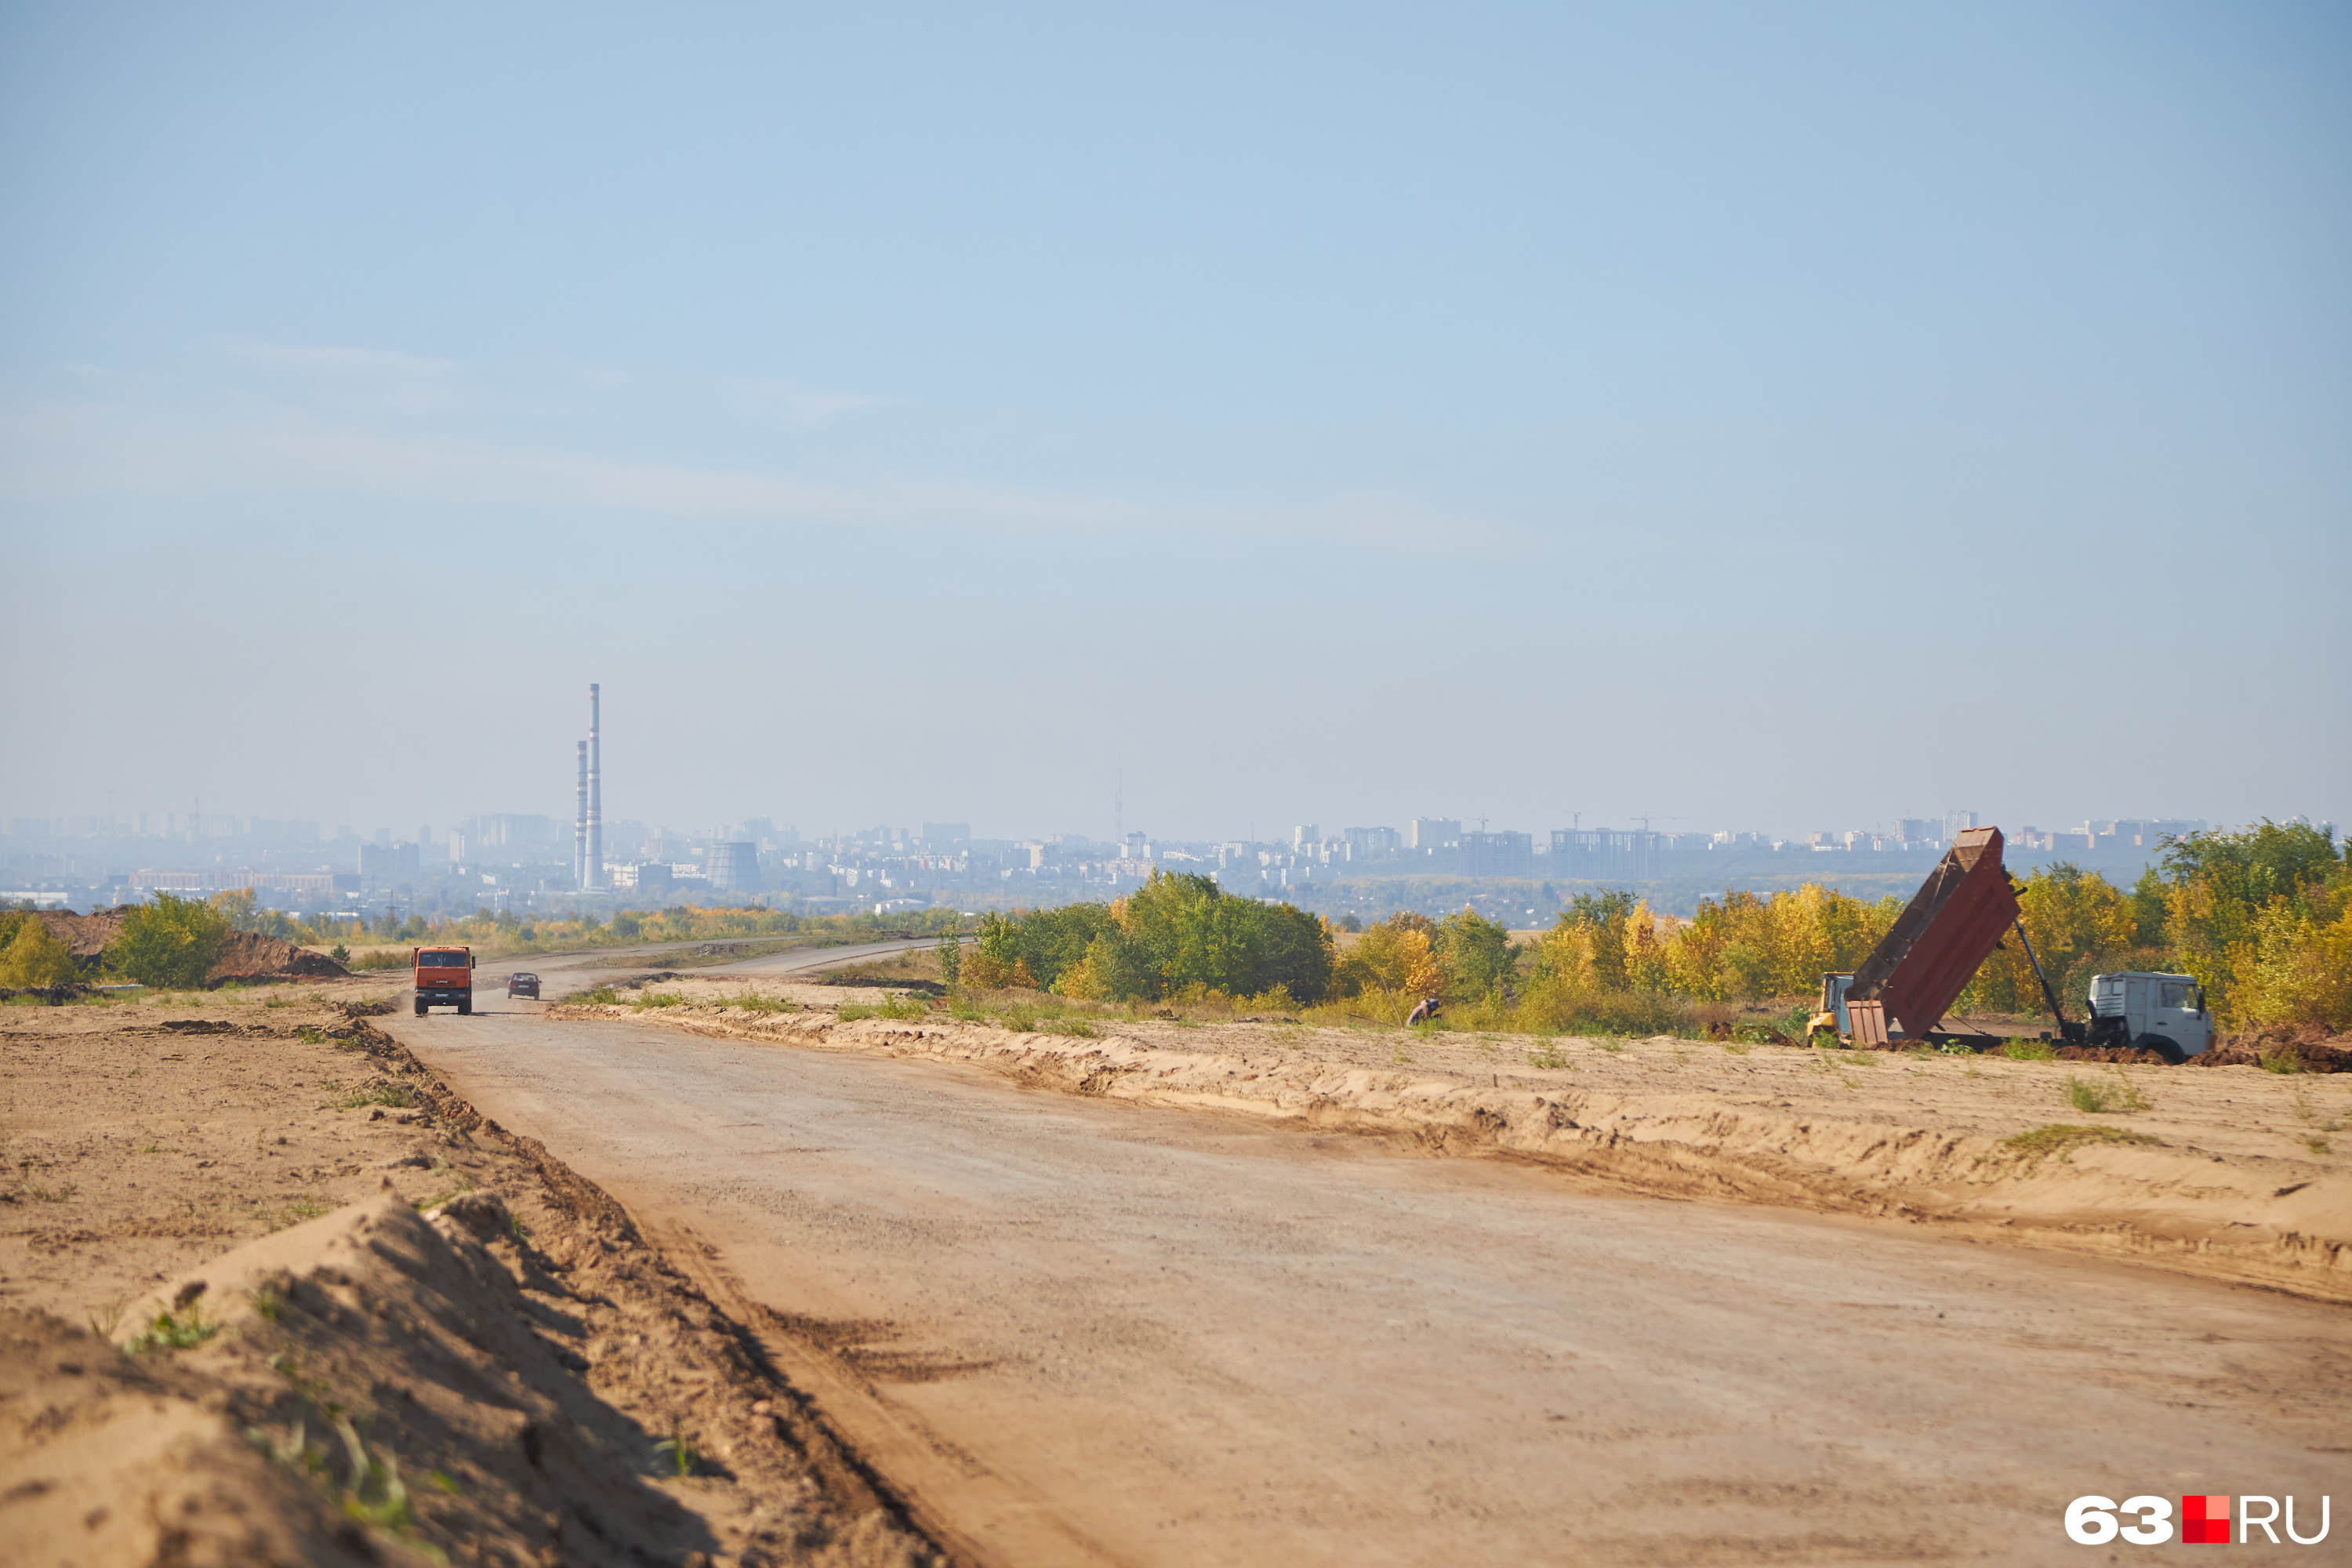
[575,740,588,888]
[587,683,603,890]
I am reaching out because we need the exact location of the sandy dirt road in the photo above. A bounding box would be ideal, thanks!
[378,999,2351,1566]
[470,935,940,996]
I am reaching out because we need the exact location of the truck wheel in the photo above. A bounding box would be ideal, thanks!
[2140,1036,2184,1065]
[458,998,471,1016]
[415,999,427,1016]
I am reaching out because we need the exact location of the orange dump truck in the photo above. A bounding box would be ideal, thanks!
[412,945,475,1016]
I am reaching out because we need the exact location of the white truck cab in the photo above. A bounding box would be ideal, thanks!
[2088,971,2212,1061]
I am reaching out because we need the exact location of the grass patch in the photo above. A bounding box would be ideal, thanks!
[839,994,931,1023]
[2306,1135,2331,1155]
[2259,1045,2306,1074]
[632,991,687,1010]
[724,989,796,1014]
[569,985,620,1004]
[128,1304,220,1353]
[2063,1067,2152,1115]
[2000,1038,2058,1062]
[335,1080,416,1110]
[2002,1123,2165,1163]
[258,1196,332,1231]
[654,1428,699,1478]
[1036,1015,1098,1038]
[333,1416,416,1534]
[1719,1040,1752,1055]
[1527,1042,1570,1069]
[2064,1076,2115,1114]
[415,1171,479,1210]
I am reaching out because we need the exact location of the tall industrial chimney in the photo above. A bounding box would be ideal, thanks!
[586,684,603,890]
[575,741,588,888]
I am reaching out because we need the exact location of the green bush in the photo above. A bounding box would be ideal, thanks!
[959,874,1338,1005]
[0,916,81,989]
[112,893,230,989]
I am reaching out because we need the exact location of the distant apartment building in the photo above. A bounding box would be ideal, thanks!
[1549,829,1664,880]
[472,814,561,849]
[358,841,420,882]
[1461,830,1533,877]
[129,869,340,898]
[2092,818,2204,848]
[1409,818,1461,850]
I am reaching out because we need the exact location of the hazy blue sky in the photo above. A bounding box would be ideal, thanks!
[4,2,2346,844]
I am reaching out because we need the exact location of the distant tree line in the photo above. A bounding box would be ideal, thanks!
[958,822,2350,1040]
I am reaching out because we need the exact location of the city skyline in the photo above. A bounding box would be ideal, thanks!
[6,7,2347,841]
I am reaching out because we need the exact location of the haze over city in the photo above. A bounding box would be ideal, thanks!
[7,10,2352,1566]
[5,3,2347,841]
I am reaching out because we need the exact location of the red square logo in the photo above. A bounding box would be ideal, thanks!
[2182,1495,2230,1544]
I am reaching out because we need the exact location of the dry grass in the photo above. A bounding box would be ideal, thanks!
[2002,1123,2165,1163]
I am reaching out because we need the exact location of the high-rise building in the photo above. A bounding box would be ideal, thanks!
[1461,830,1533,877]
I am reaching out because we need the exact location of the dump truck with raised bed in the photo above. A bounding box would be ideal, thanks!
[412,945,474,1016]
[1806,827,2212,1058]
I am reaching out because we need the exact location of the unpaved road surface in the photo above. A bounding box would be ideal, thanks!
[469,935,940,998]
[382,1000,2352,1566]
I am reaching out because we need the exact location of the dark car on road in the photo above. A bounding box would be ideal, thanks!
[507,972,540,999]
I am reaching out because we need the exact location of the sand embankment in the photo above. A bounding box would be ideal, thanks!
[0,988,945,1567]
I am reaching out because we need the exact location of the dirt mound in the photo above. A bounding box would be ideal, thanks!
[27,909,349,985]
[5,1193,941,1566]
[206,930,349,984]
[0,1311,377,1568]
[0,989,949,1567]
[33,906,127,957]
[2192,1025,2352,1074]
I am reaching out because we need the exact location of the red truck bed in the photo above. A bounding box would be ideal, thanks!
[1847,827,2019,1040]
